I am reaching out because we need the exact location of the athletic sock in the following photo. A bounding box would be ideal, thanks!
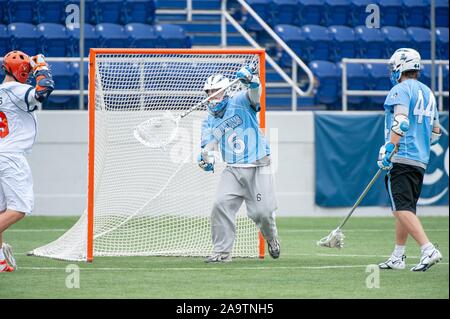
[0,248,4,260]
[420,242,435,254]
[393,245,405,257]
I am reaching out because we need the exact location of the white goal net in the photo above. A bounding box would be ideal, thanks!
[31,50,265,261]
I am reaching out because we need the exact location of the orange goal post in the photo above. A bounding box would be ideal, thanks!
[31,48,266,262]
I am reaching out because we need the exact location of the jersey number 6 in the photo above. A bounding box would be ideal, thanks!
[0,111,10,138]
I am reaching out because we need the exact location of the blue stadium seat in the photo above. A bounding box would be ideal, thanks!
[8,0,36,23]
[340,62,368,108]
[407,27,430,59]
[66,0,97,24]
[45,62,76,109]
[403,0,428,28]
[71,61,89,108]
[328,25,357,62]
[435,0,449,27]
[97,0,124,23]
[154,24,191,48]
[96,23,130,48]
[37,23,70,57]
[421,64,438,89]
[0,25,10,56]
[298,0,325,25]
[124,0,156,24]
[8,23,40,55]
[443,63,449,92]
[325,0,351,26]
[436,27,449,59]
[274,24,305,67]
[243,0,272,32]
[125,23,158,48]
[67,23,99,57]
[272,0,298,26]
[309,60,340,108]
[37,0,67,23]
[381,27,410,58]
[365,63,391,107]
[350,0,374,26]
[354,26,385,58]
[302,25,332,62]
[0,0,7,24]
[379,0,403,27]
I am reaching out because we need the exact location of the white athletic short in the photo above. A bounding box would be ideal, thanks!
[0,153,34,214]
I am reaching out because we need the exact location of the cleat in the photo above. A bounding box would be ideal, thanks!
[410,248,442,272]
[205,252,232,263]
[0,260,14,272]
[379,254,406,270]
[2,243,17,270]
[267,238,280,259]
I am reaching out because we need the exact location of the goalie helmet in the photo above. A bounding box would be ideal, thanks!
[2,50,31,84]
[203,74,230,118]
[388,48,421,86]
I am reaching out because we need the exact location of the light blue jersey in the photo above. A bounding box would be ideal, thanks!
[384,79,439,168]
[201,91,270,165]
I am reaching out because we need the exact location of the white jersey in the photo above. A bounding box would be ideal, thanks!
[0,81,40,154]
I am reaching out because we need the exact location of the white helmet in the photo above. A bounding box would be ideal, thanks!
[203,74,230,117]
[388,48,421,85]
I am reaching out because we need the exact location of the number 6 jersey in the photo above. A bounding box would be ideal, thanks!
[0,81,40,154]
[384,78,440,169]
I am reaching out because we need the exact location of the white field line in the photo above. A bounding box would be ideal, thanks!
[17,263,449,271]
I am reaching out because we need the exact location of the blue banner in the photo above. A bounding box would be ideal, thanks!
[315,112,449,207]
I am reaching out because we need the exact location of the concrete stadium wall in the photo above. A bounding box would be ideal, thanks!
[27,111,448,216]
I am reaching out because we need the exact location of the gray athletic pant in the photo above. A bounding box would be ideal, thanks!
[211,164,278,254]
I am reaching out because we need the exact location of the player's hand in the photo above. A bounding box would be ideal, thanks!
[198,150,214,172]
[30,54,49,74]
[236,65,255,85]
[377,142,396,170]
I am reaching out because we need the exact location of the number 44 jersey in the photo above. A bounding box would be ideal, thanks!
[384,78,440,169]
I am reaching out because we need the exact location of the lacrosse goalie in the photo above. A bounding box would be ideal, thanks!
[0,51,54,272]
[198,65,280,263]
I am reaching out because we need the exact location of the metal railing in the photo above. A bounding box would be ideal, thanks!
[221,0,315,111]
[342,58,449,112]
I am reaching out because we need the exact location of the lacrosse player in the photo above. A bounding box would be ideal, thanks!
[198,65,280,263]
[377,48,442,272]
[0,51,54,272]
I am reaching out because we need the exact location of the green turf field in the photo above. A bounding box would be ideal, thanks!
[1,216,448,299]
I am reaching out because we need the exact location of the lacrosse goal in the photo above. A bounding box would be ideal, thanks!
[31,48,267,262]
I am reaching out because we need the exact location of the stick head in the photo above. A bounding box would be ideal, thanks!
[134,111,179,149]
[317,228,345,249]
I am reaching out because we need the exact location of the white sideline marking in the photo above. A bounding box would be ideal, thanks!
[8,229,67,232]
[17,263,449,271]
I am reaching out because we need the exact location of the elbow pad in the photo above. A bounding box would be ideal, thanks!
[391,113,409,137]
[34,69,55,102]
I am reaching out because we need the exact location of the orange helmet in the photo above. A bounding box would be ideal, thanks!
[2,50,31,84]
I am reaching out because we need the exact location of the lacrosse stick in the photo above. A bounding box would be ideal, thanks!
[317,150,397,249]
[134,78,241,149]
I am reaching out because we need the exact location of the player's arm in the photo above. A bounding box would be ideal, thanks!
[431,109,441,145]
[236,65,261,111]
[29,54,54,105]
[198,118,217,172]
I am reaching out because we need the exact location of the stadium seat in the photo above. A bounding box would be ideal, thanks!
[66,0,97,24]
[379,0,403,27]
[354,26,385,58]
[298,0,325,25]
[8,0,36,23]
[443,63,449,92]
[37,23,70,57]
[154,24,191,48]
[67,23,99,57]
[301,25,332,62]
[328,25,357,62]
[365,62,391,107]
[96,23,130,48]
[350,0,375,26]
[0,0,7,24]
[71,61,89,108]
[338,62,367,108]
[436,27,449,59]
[308,60,340,108]
[0,25,10,56]
[402,0,428,28]
[435,0,449,27]
[274,24,305,67]
[37,0,67,23]
[45,62,76,109]
[124,0,156,24]
[96,0,124,23]
[325,0,351,26]
[381,27,411,58]
[243,0,272,32]
[8,23,40,56]
[125,23,158,48]
[407,27,431,59]
[272,0,298,26]
[421,64,438,89]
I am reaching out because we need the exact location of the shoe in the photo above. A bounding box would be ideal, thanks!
[410,248,442,272]
[378,254,406,270]
[205,252,232,263]
[2,243,17,270]
[267,238,280,259]
[0,260,14,272]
